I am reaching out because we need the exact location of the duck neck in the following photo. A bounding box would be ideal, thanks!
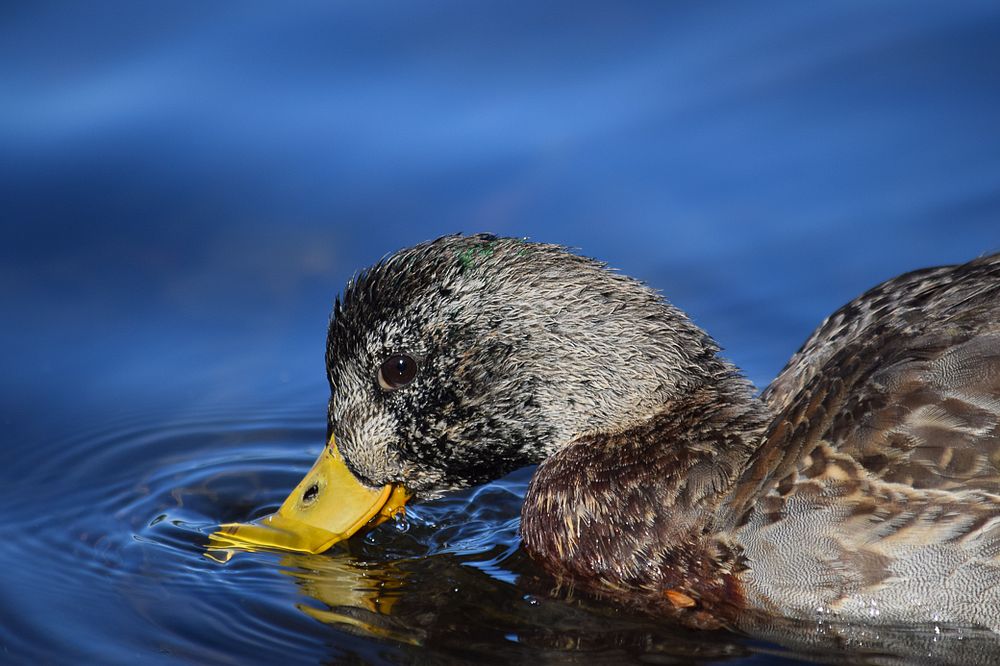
[520,368,769,614]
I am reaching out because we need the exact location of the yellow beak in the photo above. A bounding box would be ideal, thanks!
[209,436,409,555]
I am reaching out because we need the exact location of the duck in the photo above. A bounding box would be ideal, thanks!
[213,233,1000,631]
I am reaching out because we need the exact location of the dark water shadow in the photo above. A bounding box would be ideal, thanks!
[254,539,1000,666]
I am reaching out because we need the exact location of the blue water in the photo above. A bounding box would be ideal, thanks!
[2,2,1000,664]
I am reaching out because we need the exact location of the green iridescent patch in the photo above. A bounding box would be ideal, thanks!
[456,240,496,271]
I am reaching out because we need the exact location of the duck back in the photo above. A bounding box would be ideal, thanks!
[730,252,1000,628]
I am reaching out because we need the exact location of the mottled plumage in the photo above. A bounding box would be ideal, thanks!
[323,234,1000,630]
[729,253,1000,628]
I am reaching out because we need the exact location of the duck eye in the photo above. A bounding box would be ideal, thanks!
[378,354,418,390]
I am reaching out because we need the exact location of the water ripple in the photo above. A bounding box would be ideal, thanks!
[6,403,1000,664]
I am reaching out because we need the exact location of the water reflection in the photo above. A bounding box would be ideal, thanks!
[282,553,413,643]
[275,548,750,664]
[218,521,1000,665]
[736,613,1000,666]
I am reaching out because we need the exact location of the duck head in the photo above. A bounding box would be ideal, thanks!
[212,234,721,554]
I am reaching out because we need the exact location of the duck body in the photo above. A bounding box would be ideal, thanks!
[225,233,1000,632]
[523,251,1000,629]
[521,376,766,628]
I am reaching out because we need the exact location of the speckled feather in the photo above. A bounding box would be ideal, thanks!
[326,234,722,495]
[727,252,1000,628]
[520,377,768,628]
[324,235,1000,630]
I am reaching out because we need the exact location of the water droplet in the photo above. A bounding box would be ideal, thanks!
[391,513,410,533]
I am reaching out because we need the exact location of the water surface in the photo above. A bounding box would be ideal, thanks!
[2,2,1000,664]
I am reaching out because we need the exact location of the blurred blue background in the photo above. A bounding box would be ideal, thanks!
[3,0,999,422]
[1,2,999,662]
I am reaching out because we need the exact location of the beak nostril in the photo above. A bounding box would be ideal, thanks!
[302,484,320,504]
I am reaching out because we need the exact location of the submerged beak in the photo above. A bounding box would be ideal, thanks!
[210,436,409,555]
